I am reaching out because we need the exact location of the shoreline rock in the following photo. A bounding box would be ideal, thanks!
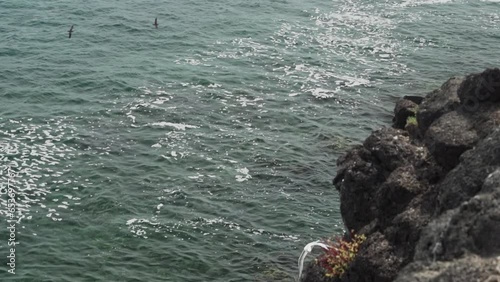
[302,68,500,282]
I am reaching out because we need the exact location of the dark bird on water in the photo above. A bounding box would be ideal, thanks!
[153,18,158,29]
[68,25,74,38]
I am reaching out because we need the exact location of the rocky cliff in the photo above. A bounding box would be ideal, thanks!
[302,69,500,282]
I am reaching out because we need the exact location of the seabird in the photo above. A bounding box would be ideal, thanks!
[298,241,329,280]
[153,18,158,29]
[68,25,74,38]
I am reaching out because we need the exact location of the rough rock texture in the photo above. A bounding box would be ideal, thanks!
[302,68,500,282]
[417,77,463,135]
[393,97,420,129]
[423,111,479,170]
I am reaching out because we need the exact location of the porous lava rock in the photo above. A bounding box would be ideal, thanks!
[301,68,500,282]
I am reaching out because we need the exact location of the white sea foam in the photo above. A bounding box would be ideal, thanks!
[235,167,252,182]
[126,218,137,225]
[150,122,199,130]
[398,0,455,7]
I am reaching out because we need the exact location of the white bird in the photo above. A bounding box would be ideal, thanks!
[298,240,330,281]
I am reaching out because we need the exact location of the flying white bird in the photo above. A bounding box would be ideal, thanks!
[298,241,330,281]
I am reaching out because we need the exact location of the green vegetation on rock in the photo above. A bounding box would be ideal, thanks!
[406,116,418,127]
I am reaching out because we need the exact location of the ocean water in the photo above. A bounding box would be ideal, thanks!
[0,0,499,281]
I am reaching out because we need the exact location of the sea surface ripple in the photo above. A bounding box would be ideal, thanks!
[0,0,499,281]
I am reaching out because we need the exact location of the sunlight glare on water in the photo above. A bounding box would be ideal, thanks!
[0,0,499,280]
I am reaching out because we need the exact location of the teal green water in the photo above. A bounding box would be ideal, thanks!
[0,0,499,281]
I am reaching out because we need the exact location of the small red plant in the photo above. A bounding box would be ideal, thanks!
[316,231,366,278]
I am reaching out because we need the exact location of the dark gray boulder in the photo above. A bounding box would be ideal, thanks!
[301,69,500,282]
[423,111,478,171]
[362,128,421,173]
[334,128,425,232]
[396,167,500,281]
[417,77,463,136]
[393,98,418,129]
[395,255,500,282]
[457,68,500,105]
[435,128,500,213]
